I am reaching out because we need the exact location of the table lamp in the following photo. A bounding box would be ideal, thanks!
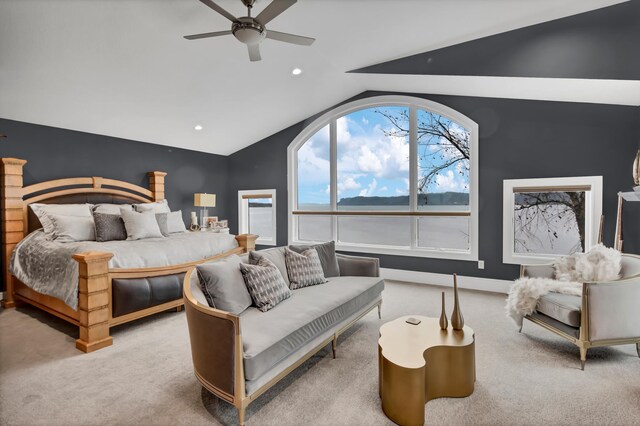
[194,193,216,228]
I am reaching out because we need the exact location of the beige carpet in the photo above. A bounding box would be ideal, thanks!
[1,280,639,426]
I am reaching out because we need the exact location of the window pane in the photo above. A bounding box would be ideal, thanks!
[338,216,410,246]
[416,110,470,211]
[514,191,585,255]
[297,124,330,211]
[248,198,272,239]
[297,215,332,242]
[337,107,410,211]
[417,216,469,250]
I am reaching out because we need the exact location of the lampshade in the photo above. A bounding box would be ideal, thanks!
[194,193,216,207]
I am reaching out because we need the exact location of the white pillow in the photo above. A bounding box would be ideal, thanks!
[48,214,96,243]
[30,203,93,239]
[155,211,187,236]
[134,199,170,214]
[93,203,132,215]
[121,210,164,240]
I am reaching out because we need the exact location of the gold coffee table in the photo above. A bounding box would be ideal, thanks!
[378,316,475,426]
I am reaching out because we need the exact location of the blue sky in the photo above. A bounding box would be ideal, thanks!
[297,107,469,205]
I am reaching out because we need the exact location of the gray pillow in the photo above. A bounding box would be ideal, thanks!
[93,203,132,215]
[240,257,291,312]
[284,247,327,290]
[121,210,164,240]
[48,214,96,243]
[134,199,171,213]
[30,203,93,240]
[289,241,340,278]
[196,255,252,315]
[155,211,187,236]
[93,212,127,242]
[249,248,290,286]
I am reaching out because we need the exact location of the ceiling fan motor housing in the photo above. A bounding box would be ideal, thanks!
[232,17,266,45]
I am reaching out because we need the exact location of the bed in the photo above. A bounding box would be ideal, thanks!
[0,157,257,353]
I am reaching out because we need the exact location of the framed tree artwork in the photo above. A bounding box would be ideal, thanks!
[502,176,603,264]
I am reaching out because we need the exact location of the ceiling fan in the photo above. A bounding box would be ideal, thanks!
[184,0,315,62]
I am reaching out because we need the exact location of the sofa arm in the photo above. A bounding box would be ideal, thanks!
[183,270,242,398]
[521,263,555,279]
[337,254,380,277]
[586,276,640,342]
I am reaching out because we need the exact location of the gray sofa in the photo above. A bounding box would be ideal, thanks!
[183,248,384,425]
[521,253,640,370]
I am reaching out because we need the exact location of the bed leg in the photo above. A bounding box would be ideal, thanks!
[73,252,114,353]
[332,336,338,359]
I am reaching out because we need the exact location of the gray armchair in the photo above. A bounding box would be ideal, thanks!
[520,253,640,370]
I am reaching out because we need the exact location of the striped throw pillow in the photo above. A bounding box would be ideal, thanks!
[240,257,291,312]
[284,247,327,290]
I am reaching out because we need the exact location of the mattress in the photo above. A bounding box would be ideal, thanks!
[10,230,238,310]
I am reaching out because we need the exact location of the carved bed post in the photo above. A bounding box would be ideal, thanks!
[73,251,114,353]
[147,171,167,202]
[235,234,258,253]
[1,158,27,308]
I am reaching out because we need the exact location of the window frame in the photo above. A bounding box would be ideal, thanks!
[238,189,277,246]
[502,176,603,265]
[287,96,479,261]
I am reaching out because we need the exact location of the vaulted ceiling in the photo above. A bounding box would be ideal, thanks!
[0,0,635,156]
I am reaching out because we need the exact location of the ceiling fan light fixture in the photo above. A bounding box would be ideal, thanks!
[232,19,266,45]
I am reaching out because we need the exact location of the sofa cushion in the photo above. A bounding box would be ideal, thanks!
[249,247,290,287]
[289,241,340,278]
[240,276,384,381]
[196,254,252,315]
[284,247,326,289]
[240,258,291,312]
[536,292,581,327]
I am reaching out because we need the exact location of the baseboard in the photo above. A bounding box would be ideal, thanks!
[380,268,510,294]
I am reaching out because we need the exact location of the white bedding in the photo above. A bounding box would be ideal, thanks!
[10,230,238,310]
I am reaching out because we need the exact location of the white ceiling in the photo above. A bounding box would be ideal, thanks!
[0,0,635,156]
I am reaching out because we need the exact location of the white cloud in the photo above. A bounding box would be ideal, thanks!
[435,170,465,191]
[359,179,378,197]
[379,186,388,192]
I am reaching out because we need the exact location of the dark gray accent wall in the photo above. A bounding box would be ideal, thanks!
[350,1,640,80]
[0,118,230,291]
[228,92,640,281]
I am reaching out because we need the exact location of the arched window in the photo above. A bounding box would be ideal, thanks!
[287,95,479,260]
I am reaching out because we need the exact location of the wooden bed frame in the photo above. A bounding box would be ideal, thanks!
[0,157,257,353]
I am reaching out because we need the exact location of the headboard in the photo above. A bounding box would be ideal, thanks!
[0,157,166,304]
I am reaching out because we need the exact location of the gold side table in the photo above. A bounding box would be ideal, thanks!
[378,316,475,426]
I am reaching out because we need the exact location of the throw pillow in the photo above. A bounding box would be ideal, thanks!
[134,199,171,214]
[289,241,340,277]
[249,248,290,286]
[121,210,164,240]
[30,203,93,240]
[284,247,327,290]
[240,257,291,312]
[156,211,187,236]
[196,255,252,314]
[48,214,96,243]
[93,212,127,242]
[93,203,132,215]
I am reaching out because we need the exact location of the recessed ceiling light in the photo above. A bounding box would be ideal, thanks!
[194,125,203,131]
[291,68,302,76]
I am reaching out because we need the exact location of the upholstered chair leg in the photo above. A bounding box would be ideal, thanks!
[518,323,523,333]
[377,302,382,319]
[579,346,588,371]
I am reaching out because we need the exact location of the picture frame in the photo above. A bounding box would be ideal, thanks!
[213,219,228,229]
[204,216,218,228]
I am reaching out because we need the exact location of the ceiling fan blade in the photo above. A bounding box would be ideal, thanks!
[248,44,261,62]
[255,0,296,25]
[265,30,314,46]
[199,0,237,22]
[184,30,232,40]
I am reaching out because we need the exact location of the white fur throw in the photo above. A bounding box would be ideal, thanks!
[506,244,621,327]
